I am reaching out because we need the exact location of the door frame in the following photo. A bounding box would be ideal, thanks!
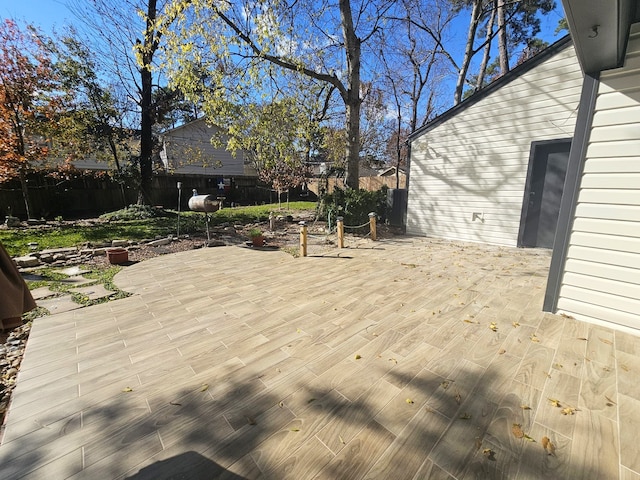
[517,138,572,248]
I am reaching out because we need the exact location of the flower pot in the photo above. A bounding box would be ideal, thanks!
[251,235,264,247]
[106,247,129,264]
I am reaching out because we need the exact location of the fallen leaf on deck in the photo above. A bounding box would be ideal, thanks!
[169,401,182,406]
[455,391,462,405]
[520,405,532,410]
[577,337,588,341]
[605,395,616,406]
[561,406,577,415]
[523,434,536,442]
[339,435,346,444]
[530,334,540,343]
[498,349,506,355]
[122,387,133,392]
[548,398,562,408]
[512,423,524,438]
[599,338,613,345]
[459,412,472,420]
[554,363,563,369]
[245,416,256,425]
[542,436,556,456]
[307,398,316,404]
[388,358,398,364]
[489,322,498,332]
[441,380,451,390]
[483,448,496,460]
[278,401,284,408]
[621,364,630,372]
[512,322,520,328]
[354,354,362,360]
[290,428,300,432]
[200,384,209,392]
[406,398,414,404]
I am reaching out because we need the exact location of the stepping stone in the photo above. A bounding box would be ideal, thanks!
[30,287,56,300]
[57,266,91,276]
[72,284,114,301]
[59,276,95,286]
[37,295,82,314]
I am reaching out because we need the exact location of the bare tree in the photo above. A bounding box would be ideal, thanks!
[68,0,184,203]
[166,0,396,190]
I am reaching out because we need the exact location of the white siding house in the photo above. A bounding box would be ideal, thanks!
[407,38,583,247]
[552,23,640,331]
[160,118,255,177]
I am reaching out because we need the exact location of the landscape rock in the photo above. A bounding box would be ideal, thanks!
[13,256,40,268]
[148,238,171,247]
[4,216,21,227]
[111,239,129,247]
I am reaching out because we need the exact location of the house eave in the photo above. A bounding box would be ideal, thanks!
[561,0,640,74]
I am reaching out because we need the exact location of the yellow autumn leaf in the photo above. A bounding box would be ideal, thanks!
[498,349,506,355]
[548,398,562,408]
[523,434,536,442]
[483,448,496,460]
[290,428,300,432]
[512,321,520,328]
[122,386,133,392]
[561,406,577,415]
[355,354,362,360]
[200,383,209,392]
[406,398,414,404]
[520,405,532,410]
[459,412,472,420]
[530,334,540,343]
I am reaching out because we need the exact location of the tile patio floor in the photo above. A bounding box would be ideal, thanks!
[1,236,639,479]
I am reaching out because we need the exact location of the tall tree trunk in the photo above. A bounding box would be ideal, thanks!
[340,0,361,190]
[497,0,509,74]
[138,0,157,205]
[455,0,482,104]
[18,168,31,219]
[476,1,496,90]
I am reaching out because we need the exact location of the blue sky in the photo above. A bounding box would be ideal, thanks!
[0,0,74,31]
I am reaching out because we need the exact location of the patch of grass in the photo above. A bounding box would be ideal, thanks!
[0,201,318,256]
[24,264,131,310]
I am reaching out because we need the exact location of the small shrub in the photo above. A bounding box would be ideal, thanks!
[319,186,388,232]
[100,204,167,221]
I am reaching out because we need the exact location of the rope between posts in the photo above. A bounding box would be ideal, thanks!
[344,221,371,230]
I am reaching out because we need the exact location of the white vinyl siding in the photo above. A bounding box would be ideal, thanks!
[557,24,640,329]
[407,44,583,246]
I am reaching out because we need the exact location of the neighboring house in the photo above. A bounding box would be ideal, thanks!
[406,36,583,247]
[160,118,255,177]
[544,1,640,332]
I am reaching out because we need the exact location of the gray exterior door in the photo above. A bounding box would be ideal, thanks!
[518,139,571,248]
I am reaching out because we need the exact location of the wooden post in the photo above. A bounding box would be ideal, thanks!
[299,221,307,257]
[369,212,377,241]
[337,216,344,248]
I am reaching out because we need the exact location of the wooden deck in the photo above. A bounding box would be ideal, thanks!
[1,236,639,479]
